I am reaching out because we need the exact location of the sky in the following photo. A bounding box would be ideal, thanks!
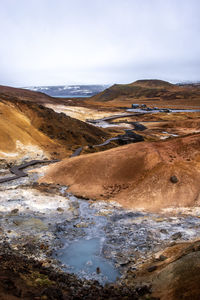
[0,0,200,87]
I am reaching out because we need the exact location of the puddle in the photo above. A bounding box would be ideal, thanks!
[57,238,120,285]
[55,193,121,285]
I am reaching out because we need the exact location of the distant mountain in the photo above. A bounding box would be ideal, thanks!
[90,79,200,103]
[130,79,174,88]
[24,85,109,98]
[176,81,200,87]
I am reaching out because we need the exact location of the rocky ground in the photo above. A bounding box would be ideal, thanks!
[0,165,157,299]
[0,162,200,299]
[0,82,200,299]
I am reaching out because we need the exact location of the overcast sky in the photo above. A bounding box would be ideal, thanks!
[0,0,199,86]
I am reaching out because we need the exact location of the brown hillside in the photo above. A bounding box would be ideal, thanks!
[40,133,200,211]
[0,98,109,160]
[0,85,54,104]
[0,84,88,107]
[89,79,176,102]
[86,79,200,109]
[131,79,174,88]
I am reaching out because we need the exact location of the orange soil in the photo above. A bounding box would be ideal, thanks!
[124,240,200,300]
[0,99,108,160]
[40,133,200,211]
[0,101,58,156]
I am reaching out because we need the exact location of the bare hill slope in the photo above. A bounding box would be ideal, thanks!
[87,79,200,109]
[40,133,200,211]
[0,98,108,161]
[0,85,54,104]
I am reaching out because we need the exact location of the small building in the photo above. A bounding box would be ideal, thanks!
[131,104,139,108]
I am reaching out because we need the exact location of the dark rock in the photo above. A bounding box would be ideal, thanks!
[170,241,176,247]
[158,255,167,261]
[42,287,63,300]
[171,232,182,240]
[57,207,64,212]
[160,228,168,234]
[11,208,19,214]
[13,220,22,226]
[147,265,157,272]
[132,122,147,131]
[117,130,144,145]
[136,285,151,296]
[170,175,179,183]
[96,267,101,274]
[110,211,143,222]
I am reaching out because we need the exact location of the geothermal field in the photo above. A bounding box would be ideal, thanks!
[0,80,200,299]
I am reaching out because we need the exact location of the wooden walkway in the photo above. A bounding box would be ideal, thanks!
[0,159,59,184]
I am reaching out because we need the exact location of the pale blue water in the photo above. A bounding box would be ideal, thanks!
[57,238,120,285]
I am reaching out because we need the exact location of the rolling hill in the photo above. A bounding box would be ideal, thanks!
[0,92,109,161]
[40,133,200,211]
[87,79,200,108]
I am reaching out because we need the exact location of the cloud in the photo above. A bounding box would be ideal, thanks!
[0,0,199,86]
